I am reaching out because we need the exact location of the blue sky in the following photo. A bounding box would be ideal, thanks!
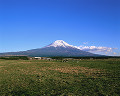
[0,0,120,56]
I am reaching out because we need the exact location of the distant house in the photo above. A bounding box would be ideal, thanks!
[42,57,52,60]
[34,57,42,60]
[46,58,52,60]
[29,57,52,60]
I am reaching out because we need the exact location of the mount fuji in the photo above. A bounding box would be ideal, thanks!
[0,40,100,57]
[45,40,80,49]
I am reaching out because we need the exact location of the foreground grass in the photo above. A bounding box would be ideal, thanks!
[0,59,120,96]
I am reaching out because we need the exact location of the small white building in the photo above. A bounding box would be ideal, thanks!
[34,57,42,60]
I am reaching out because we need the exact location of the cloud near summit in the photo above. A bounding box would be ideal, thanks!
[79,46,116,52]
[78,45,118,56]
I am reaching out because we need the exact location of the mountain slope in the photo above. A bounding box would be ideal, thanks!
[0,40,100,57]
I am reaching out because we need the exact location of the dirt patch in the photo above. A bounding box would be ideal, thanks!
[19,62,33,64]
[18,68,42,75]
[0,66,4,68]
[44,62,55,63]
[48,66,104,77]
[17,61,53,64]
[50,67,79,74]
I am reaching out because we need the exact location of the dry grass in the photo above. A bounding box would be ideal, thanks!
[43,66,104,78]
[0,66,4,68]
[0,60,105,78]
[0,59,119,96]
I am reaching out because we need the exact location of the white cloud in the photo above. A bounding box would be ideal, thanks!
[79,45,114,52]
[78,45,118,56]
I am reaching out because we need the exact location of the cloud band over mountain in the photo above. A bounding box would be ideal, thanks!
[78,45,118,56]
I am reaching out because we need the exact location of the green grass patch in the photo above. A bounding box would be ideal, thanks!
[0,59,120,95]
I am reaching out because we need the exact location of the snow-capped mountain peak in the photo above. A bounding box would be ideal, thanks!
[46,40,78,48]
[0,40,100,57]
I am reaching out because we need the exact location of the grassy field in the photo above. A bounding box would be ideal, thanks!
[0,59,120,96]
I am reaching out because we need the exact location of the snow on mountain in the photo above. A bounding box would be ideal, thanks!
[0,40,100,57]
[46,40,80,49]
[43,40,116,56]
[45,40,116,56]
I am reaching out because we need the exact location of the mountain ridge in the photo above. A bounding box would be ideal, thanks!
[0,40,101,57]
